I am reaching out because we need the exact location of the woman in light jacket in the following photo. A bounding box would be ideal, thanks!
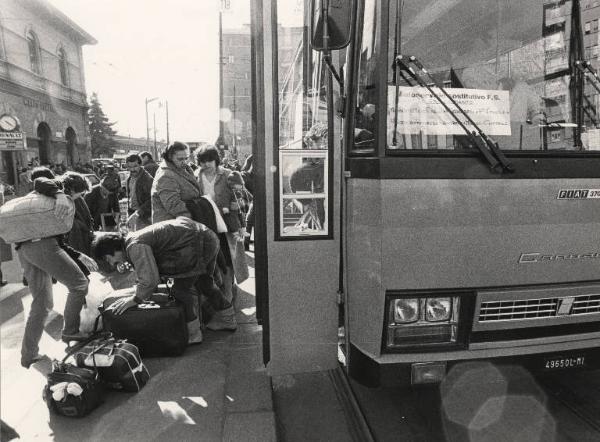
[194,145,249,302]
[151,141,202,224]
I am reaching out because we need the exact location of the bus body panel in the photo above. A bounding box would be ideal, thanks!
[347,177,600,358]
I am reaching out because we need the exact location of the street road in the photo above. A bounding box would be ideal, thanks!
[350,363,600,441]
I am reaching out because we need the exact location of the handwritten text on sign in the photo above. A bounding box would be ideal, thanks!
[387,86,511,136]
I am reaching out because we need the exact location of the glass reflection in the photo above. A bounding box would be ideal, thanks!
[386,0,600,152]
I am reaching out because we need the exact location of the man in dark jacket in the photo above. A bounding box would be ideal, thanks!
[91,217,237,345]
[125,154,153,230]
[85,177,121,231]
[140,151,159,177]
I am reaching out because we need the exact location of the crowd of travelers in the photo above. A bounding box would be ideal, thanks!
[0,143,255,369]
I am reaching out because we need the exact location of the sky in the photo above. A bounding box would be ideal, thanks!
[48,0,250,144]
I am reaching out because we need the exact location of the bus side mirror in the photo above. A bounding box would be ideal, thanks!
[310,0,353,51]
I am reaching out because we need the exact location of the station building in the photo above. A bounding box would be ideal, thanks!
[0,0,96,188]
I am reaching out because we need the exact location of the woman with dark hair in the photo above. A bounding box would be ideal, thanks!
[194,145,249,319]
[151,141,202,223]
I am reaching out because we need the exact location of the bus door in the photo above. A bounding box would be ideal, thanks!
[251,0,347,375]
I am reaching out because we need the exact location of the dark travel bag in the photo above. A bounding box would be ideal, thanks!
[43,358,103,418]
[72,334,150,392]
[99,294,188,357]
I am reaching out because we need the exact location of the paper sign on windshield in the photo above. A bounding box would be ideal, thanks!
[387,86,511,136]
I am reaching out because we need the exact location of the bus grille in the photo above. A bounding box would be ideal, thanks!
[479,294,600,322]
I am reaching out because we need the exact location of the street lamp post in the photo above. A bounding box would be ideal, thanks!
[153,112,157,157]
[166,100,170,146]
[145,96,158,156]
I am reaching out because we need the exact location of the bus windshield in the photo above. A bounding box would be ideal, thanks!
[384,0,599,153]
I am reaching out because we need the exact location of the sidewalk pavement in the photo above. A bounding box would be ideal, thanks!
[1,254,276,442]
[1,248,359,442]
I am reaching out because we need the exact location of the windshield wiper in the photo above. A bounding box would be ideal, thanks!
[393,55,514,173]
[575,60,600,94]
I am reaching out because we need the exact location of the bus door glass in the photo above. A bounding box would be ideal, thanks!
[353,0,379,153]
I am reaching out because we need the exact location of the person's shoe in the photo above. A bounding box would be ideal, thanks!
[206,306,237,331]
[21,354,45,369]
[52,277,57,284]
[187,319,203,345]
[61,331,91,344]
[0,280,7,286]
[22,276,28,286]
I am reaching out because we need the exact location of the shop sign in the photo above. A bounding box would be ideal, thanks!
[0,132,27,151]
[0,114,26,151]
[22,97,54,112]
[387,86,511,136]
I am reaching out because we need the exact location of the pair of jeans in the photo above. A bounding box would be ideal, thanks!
[17,238,88,360]
[171,257,231,322]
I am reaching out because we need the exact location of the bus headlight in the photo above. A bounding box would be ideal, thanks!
[393,299,419,323]
[385,295,461,350]
[425,298,452,322]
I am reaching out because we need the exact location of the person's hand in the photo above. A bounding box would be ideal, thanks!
[222,207,230,214]
[108,295,138,315]
[54,193,72,219]
[78,253,99,272]
[234,228,248,242]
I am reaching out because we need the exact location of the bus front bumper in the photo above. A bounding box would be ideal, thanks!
[349,335,600,387]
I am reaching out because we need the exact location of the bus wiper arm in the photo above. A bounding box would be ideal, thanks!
[394,55,512,172]
[409,56,513,172]
[575,60,600,94]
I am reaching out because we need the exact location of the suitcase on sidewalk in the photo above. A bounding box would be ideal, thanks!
[99,294,188,357]
[72,335,150,392]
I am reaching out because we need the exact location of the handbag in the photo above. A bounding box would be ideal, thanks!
[43,357,103,418]
[233,240,249,283]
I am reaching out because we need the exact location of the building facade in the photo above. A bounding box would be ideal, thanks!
[0,0,96,188]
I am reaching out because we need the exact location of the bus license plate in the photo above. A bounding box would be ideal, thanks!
[544,356,585,371]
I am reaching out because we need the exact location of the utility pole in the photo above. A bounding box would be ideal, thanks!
[153,113,157,158]
[218,8,225,148]
[166,100,170,146]
[232,83,237,157]
[145,97,158,150]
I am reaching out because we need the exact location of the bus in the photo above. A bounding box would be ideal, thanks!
[254,0,600,387]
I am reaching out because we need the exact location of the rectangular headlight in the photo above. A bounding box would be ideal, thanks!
[425,298,452,322]
[386,295,461,349]
[393,298,419,323]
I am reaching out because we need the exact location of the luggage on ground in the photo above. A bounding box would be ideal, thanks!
[43,359,103,418]
[0,192,75,243]
[72,334,149,392]
[99,294,188,357]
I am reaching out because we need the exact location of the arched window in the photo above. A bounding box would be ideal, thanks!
[26,31,41,74]
[58,47,68,85]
